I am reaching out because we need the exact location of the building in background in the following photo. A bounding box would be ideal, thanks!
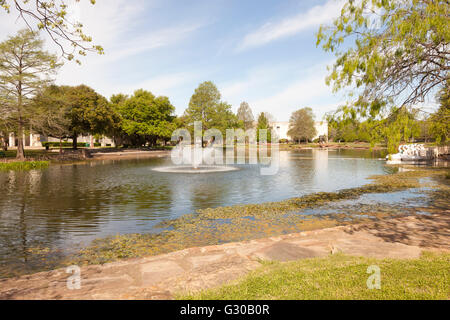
[7,132,115,148]
[271,121,328,142]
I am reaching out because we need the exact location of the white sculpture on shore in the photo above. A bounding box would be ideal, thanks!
[387,144,427,162]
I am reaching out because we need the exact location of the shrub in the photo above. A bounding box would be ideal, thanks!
[0,161,50,171]
[42,142,101,148]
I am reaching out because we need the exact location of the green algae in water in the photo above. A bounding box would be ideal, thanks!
[2,168,449,278]
[63,169,448,269]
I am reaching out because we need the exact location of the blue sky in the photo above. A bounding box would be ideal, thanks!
[0,0,348,121]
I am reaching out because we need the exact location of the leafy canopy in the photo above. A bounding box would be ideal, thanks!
[237,101,255,130]
[1,0,103,63]
[317,0,449,119]
[115,89,176,140]
[256,112,272,142]
[288,107,317,142]
[184,81,239,135]
[429,82,450,144]
[32,85,72,141]
[0,29,59,158]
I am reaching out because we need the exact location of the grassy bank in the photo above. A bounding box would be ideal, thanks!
[0,161,49,171]
[278,142,387,151]
[0,150,52,159]
[181,252,450,300]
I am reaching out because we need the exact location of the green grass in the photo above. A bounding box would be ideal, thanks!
[0,161,50,171]
[180,252,450,300]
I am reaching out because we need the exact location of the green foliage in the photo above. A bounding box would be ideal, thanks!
[1,0,103,64]
[327,106,422,152]
[0,29,60,159]
[327,117,372,143]
[185,81,221,130]
[430,84,450,145]
[32,85,72,145]
[288,107,317,142]
[237,101,255,130]
[113,89,176,146]
[0,161,49,171]
[65,85,116,137]
[321,0,450,150]
[317,0,449,119]
[256,112,272,142]
[384,106,421,153]
[184,81,240,136]
[41,141,100,148]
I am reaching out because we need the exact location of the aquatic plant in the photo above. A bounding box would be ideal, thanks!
[2,168,446,279]
[63,169,447,268]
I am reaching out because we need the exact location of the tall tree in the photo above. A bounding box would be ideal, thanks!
[383,106,421,153]
[0,119,9,151]
[115,89,176,147]
[209,102,240,136]
[0,95,12,151]
[184,81,221,131]
[184,81,239,138]
[317,0,449,119]
[288,107,317,143]
[237,101,254,130]
[32,85,71,154]
[1,0,103,63]
[0,29,59,159]
[430,83,450,144]
[63,85,116,149]
[256,112,272,143]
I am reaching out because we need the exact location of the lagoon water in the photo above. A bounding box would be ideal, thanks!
[0,149,392,272]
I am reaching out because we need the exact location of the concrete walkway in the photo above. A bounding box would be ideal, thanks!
[0,213,448,300]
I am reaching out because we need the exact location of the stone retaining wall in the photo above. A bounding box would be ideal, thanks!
[428,146,450,160]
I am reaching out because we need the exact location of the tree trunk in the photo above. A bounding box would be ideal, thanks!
[16,125,25,160]
[1,135,7,151]
[73,135,78,150]
[59,138,63,155]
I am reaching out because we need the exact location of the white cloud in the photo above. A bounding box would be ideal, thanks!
[219,61,342,121]
[121,72,196,96]
[249,74,331,120]
[237,0,345,51]
[100,24,204,63]
[0,0,203,96]
[221,70,270,101]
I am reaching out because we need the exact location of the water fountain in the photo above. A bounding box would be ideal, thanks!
[152,141,238,174]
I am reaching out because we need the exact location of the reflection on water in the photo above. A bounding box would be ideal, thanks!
[0,149,391,272]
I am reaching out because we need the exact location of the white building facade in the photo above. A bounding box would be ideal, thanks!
[271,121,328,142]
[7,132,115,148]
